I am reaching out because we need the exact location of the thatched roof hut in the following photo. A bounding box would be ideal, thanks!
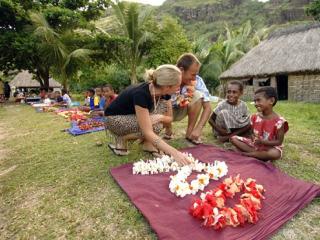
[219,23,320,103]
[10,70,62,88]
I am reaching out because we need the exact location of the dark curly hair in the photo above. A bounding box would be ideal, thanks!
[255,86,278,106]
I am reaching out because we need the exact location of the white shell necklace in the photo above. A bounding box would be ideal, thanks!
[151,83,160,112]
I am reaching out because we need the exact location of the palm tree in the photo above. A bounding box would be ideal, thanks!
[30,12,93,90]
[201,21,269,95]
[112,1,153,84]
[30,12,66,89]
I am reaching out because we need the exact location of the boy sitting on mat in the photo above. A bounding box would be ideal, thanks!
[209,80,251,143]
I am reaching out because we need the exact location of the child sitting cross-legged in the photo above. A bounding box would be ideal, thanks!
[230,86,289,161]
[209,80,251,142]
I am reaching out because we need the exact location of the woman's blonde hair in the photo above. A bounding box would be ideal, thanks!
[145,64,181,87]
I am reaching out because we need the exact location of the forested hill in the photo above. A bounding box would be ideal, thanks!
[158,0,313,40]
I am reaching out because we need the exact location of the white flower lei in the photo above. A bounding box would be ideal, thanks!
[132,153,228,198]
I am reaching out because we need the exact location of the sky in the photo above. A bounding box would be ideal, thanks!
[124,0,269,6]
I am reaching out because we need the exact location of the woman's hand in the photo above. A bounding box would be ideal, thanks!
[171,150,192,166]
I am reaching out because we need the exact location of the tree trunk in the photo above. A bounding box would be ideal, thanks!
[35,70,44,87]
[38,68,50,90]
[62,78,68,91]
[130,64,137,85]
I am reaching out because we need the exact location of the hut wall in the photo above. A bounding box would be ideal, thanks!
[243,85,255,101]
[288,74,320,102]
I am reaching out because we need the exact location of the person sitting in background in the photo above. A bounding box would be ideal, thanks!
[96,86,106,110]
[4,82,11,101]
[209,80,251,142]
[230,87,289,161]
[103,84,118,109]
[104,64,191,165]
[83,90,90,106]
[47,88,54,100]
[89,88,100,110]
[62,89,72,107]
[92,84,118,117]
[43,94,51,104]
[55,91,63,104]
[39,88,48,100]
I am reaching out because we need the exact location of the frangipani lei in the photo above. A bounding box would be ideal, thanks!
[132,153,228,197]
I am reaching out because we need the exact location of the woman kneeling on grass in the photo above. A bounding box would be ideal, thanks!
[230,86,289,161]
[104,64,191,165]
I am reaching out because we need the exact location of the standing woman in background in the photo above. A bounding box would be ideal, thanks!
[104,64,191,165]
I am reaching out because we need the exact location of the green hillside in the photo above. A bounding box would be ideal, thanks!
[158,0,313,40]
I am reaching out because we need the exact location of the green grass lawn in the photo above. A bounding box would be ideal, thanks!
[0,102,319,239]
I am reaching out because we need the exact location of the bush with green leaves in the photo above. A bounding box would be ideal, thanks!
[70,64,130,93]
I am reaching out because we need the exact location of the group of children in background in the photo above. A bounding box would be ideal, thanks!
[81,84,118,115]
[209,80,289,161]
[39,84,118,113]
[40,88,72,107]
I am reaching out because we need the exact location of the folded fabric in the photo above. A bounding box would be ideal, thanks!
[110,144,320,240]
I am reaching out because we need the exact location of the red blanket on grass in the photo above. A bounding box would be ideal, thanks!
[110,145,320,240]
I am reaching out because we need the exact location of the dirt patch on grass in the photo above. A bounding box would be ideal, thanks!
[20,187,53,210]
[0,165,17,177]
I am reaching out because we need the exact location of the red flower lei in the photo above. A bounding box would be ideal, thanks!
[189,175,265,230]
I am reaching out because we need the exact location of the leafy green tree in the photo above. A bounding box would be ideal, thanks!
[112,1,153,84]
[306,0,320,21]
[201,36,244,94]
[30,12,94,89]
[0,0,110,89]
[70,64,130,92]
[145,16,192,68]
[200,21,268,94]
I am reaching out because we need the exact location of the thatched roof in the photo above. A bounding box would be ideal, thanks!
[9,70,62,88]
[220,23,320,80]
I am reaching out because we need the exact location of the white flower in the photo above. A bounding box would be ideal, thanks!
[197,174,210,190]
[190,180,200,195]
[213,161,228,178]
[133,153,229,198]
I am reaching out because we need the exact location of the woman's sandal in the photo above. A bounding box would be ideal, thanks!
[185,137,203,145]
[108,143,129,156]
[163,133,174,140]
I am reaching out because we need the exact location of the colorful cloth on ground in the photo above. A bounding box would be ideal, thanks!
[68,117,105,136]
[235,113,289,153]
[110,145,320,240]
[213,100,250,134]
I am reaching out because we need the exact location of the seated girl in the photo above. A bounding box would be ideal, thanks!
[230,87,289,161]
[62,89,72,107]
[104,64,191,165]
[92,85,118,117]
[209,80,251,142]
[103,84,118,109]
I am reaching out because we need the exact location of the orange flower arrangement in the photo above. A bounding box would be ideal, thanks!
[177,80,197,107]
[189,175,265,230]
